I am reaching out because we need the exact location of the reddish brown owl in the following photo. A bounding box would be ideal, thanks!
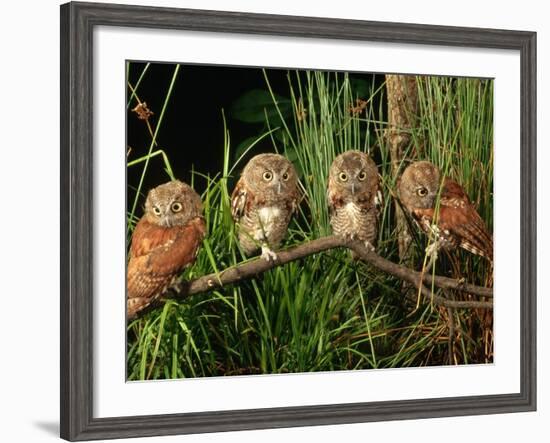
[231,153,299,261]
[127,180,206,319]
[398,161,493,261]
[327,150,382,252]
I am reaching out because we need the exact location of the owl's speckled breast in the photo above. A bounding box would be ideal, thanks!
[331,201,378,245]
[237,204,290,255]
[256,206,282,238]
[343,202,363,231]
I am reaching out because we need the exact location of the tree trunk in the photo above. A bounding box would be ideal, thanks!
[385,75,419,261]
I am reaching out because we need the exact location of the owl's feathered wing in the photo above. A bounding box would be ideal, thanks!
[230,177,251,221]
[127,216,206,319]
[412,179,493,261]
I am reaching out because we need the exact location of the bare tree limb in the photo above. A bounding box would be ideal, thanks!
[166,236,492,310]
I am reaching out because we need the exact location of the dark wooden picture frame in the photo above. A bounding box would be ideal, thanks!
[60,1,537,440]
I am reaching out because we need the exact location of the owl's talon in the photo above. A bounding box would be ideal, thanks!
[261,245,278,262]
[364,241,375,252]
[423,240,443,271]
[172,280,182,293]
[425,241,440,259]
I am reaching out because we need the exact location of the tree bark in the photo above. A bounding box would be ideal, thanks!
[385,75,419,261]
[165,236,492,306]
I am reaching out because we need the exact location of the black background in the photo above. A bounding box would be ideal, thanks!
[126,62,382,212]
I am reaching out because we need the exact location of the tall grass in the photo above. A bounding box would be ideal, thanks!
[126,64,493,379]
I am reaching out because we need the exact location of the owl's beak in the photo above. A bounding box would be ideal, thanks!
[351,182,355,195]
[277,181,282,195]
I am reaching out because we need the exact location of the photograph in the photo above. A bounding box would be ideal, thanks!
[125,61,494,381]
[56,2,538,439]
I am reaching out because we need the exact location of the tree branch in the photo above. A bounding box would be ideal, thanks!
[168,235,492,310]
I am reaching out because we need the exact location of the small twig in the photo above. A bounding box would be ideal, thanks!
[127,82,156,143]
[447,306,456,365]
[161,236,492,311]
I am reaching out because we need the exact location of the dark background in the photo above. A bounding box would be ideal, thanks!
[126,62,382,212]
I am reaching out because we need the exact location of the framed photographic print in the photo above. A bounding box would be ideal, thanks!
[60,1,537,441]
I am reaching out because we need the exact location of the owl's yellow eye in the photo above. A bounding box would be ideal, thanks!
[171,202,183,213]
[263,171,273,181]
[339,172,348,182]
[282,172,289,181]
[358,171,367,181]
[417,187,428,197]
[153,206,162,216]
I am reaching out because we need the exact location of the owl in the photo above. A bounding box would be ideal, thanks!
[398,161,493,261]
[327,150,382,253]
[127,180,206,319]
[231,153,299,261]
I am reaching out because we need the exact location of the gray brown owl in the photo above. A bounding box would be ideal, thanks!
[127,180,206,319]
[327,150,382,252]
[231,153,299,261]
[398,161,493,261]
